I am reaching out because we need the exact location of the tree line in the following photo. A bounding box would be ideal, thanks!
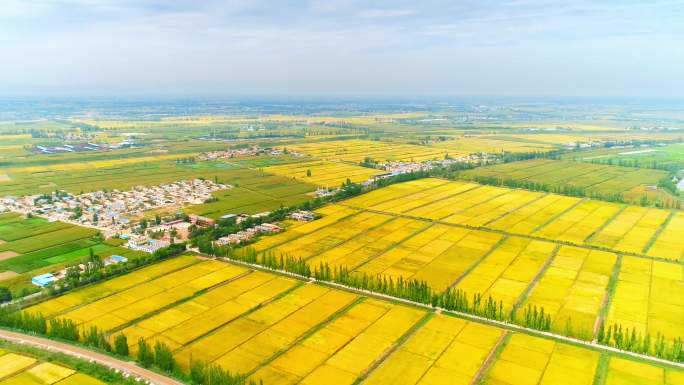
[0,306,260,385]
[598,321,684,362]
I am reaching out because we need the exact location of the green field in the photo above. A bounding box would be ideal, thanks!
[460,158,674,205]
[0,213,145,295]
[562,142,684,173]
[183,174,315,219]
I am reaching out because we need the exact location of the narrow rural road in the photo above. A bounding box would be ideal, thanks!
[0,329,185,385]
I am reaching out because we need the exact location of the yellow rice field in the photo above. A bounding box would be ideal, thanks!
[0,350,105,385]
[604,357,683,385]
[484,333,599,385]
[342,178,681,261]
[284,139,452,163]
[363,315,505,385]
[606,256,684,340]
[264,160,381,187]
[647,212,684,261]
[590,207,670,253]
[454,237,556,313]
[21,257,683,384]
[429,136,556,154]
[533,200,622,244]
[521,246,617,338]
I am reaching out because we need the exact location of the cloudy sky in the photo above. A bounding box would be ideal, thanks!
[1,0,683,98]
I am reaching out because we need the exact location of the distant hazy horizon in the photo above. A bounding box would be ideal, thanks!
[2,1,683,98]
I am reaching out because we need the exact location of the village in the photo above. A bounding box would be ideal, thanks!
[0,179,228,239]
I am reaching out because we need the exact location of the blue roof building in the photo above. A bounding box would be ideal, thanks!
[32,273,57,287]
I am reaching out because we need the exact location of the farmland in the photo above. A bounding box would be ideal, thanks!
[0,345,107,385]
[562,142,684,173]
[428,136,556,154]
[283,139,452,163]
[0,213,145,294]
[245,178,684,341]
[21,255,683,384]
[460,158,673,205]
[0,154,316,197]
[264,160,382,188]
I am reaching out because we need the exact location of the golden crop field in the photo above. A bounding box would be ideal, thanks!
[429,136,556,154]
[605,256,684,340]
[22,256,682,384]
[647,212,684,261]
[604,357,683,385]
[264,160,381,187]
[363,315,505,385]
[521,246,617,338]
[283,139,452,163]
[248,177,684,341]
[454,237,556,313]
[483,333,599,385]
[341,178,683,261]
[590,207,670,253]
[0,349,106,385]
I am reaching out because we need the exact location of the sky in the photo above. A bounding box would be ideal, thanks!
[1,0,683,98]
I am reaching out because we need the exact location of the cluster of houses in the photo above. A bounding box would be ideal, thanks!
[213,210,315,246]
[197,145,304,162]
[0,179,229,238]
[215,223,283,246]
[197,146,270,161]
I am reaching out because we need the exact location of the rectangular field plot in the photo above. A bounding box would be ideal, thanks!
[605,357,682,385]
[354,225,502,292]
[25,255,199,317]
[306,217,430,271]
[484,333,599,385]
[118,272,299,352]
[367,180,479,215]
[590,207,670,253]
[520,246,617,338]
[454,237,556,312]
[441,189,544,227]
[533,200,622,244]
[264,160,381,187]
[285,139,451,163]
[403,185,510,220]
[0,224,97,255]
[606,256,684,340]
[174,285,359,374]
[174,284,365,371]
[249,205,359,252]
[342,178,449,209]
[0,350,107,385]
[261,211,393,261]
[362,315,504,385]
[26,258,239,329]
[461,159,668,199]
[488,194,581,235]
[0,216,71,242]
[647,212,684,261]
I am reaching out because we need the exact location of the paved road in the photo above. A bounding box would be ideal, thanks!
[0,329,185,385]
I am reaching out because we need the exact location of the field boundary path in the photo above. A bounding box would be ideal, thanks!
[0,329,185,385]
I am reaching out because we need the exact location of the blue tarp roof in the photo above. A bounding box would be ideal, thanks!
[32,273,56,287]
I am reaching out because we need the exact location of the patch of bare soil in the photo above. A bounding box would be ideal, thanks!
[0,271,19,281]
[0,251,19,260]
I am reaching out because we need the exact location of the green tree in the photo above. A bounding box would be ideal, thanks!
[114,334,129,356]
[0,287,11,303]
[137,338,154,368]
[153,342,175,373]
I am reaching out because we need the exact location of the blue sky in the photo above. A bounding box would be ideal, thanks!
[1,0,683,97]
